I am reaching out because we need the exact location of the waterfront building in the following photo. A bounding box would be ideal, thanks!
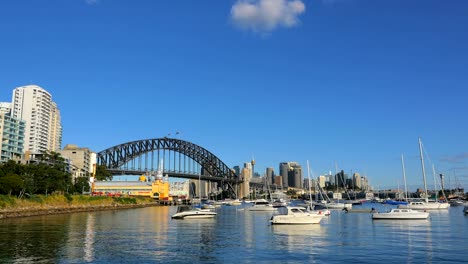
[92,174,170,200]
[11,85,62,153]
[58,144,95,182]
[0,103,25,163]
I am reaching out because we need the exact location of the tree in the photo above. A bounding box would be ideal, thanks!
[74,177,90,194]
[95,165,112,181]
[0,174,23,195]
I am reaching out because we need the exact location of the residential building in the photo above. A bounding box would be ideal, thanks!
[11,85,62,153]
[58,144,94,181]
[0,103,25,163]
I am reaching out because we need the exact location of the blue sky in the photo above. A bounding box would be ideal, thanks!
[1,0,467,190]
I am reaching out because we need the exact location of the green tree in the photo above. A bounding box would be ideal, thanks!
[0,174,23,195]
[95,165,112,181]
[74,177,90,194]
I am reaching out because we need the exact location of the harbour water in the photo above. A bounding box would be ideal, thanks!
[0,203,466,263]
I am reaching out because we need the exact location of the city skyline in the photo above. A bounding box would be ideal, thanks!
[1,1,467,189]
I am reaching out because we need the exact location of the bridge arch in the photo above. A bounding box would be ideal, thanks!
[96,138,240,196]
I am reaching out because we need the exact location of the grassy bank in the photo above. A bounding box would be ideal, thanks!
[0,194,157,219]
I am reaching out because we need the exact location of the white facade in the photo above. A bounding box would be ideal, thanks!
[11,85,62,153]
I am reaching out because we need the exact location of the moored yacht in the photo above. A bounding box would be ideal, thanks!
[398,201,450,210]
[270,206,325,224]
[372,208,429,220]
[171,205,217,219]
[248,199,276,211]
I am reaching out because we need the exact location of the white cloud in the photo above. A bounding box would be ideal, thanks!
[230,0,306,34]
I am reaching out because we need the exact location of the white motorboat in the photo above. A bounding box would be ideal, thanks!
[272,198,288,208]
[398,201,450,210]
[225,199,242,206]
[315,202,352,210]
[171,205,217,219]
[372,208,429,220]
[248,199,276,211]
[270,206,325,224]
[201,203,216,210]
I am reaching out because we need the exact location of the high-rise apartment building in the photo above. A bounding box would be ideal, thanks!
[11,85,62,153]
[0,103,25,163]
[49,102,62,151]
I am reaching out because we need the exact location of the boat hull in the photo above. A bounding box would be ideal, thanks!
[372,209,429,220]
[398,202,450,210]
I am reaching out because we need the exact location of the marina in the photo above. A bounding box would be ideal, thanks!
[0,202,466,263]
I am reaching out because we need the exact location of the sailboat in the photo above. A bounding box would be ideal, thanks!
[171,171,217,219]
[398,138,450,210]
[269,161,326,225]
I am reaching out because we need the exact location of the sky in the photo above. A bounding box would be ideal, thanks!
[0,0,467,190]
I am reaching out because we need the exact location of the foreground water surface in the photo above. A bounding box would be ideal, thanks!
[0,203,467,263]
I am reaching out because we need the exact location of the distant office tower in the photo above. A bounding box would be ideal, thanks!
[318,175,326,188]
[353,173,362,189]
[0,103,25,163]
[274,176,283,187]
[279,162,303,188]
[279,162,289,188]
[239,167,251,198]
[266,167,275,184]
[244,162,253,178]
[233,166,241,178]
[11,85,62,153]
[292,166,303,188]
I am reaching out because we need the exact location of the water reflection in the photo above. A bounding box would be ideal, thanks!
[0,204,467,263]
[0,215,69,263]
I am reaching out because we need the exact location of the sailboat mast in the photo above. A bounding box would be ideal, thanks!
[401,154,408,201]
[307,160,312,203]
[418,137,429,202]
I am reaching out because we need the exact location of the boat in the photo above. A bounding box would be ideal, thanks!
[398,138,450,210]
[384,199,408,205]
[171,205,217,219]
[398,200,450,210]
[248,199,276,211]
[201,202,216,210]
[270,206,325,224]
[225,199,242,206]
[464,206,468,215]
[343,208,375,213]
[372,208,429,220]
[272,199,288,208]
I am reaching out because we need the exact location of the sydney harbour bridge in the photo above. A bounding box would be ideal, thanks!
[96,137,247,198]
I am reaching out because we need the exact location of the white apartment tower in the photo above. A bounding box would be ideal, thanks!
[11,85,62,153]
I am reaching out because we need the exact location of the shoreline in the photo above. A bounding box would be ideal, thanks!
[0,202,160,219]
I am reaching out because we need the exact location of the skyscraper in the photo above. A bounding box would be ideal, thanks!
[279,162,303,188]
[266,167,275,184]
[11,85,62,153]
